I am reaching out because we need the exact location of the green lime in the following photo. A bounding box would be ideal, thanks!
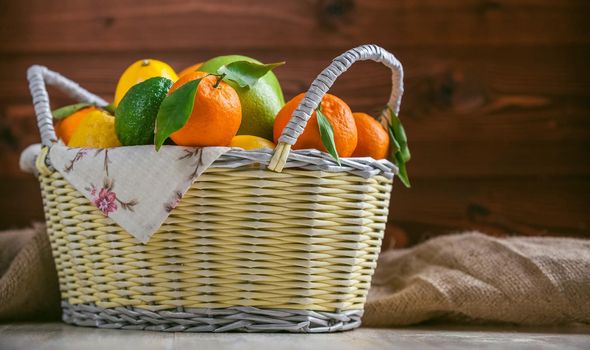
[198,55,285,140]
[115,77,173,145]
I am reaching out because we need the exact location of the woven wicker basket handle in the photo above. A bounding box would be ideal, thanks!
[268,44,404,172]
[27,65,109,147]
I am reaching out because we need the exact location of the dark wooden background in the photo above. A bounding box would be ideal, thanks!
[1,0,589,248]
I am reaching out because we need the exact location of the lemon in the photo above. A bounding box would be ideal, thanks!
[68,110,121,148]
[114,59,178,106]
[229,135,276,150]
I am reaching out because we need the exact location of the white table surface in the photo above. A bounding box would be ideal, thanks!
[1,322,588,350]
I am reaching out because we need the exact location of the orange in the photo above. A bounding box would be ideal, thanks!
[169,71,241,147]
[351,112,390,159]
[273,93,357,157]
[178,62,203,78]
[55,106,97,144]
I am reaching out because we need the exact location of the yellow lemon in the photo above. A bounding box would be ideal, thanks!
[229,135,276,150]
[114,59,178,106]
[68,110,121,148]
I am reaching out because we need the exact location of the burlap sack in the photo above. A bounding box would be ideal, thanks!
[0,224,60,321]
[363,232,590,326]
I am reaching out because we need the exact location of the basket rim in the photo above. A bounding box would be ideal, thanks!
[41,143,397,180]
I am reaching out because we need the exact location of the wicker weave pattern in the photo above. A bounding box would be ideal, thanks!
[61,302,363,332]
[40,164,391,312]
[29,44,402,332]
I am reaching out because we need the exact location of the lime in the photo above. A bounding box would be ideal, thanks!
[115,77,173,146]
[198,55,285,140]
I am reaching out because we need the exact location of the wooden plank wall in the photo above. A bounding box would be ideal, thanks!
[1,0,589,247]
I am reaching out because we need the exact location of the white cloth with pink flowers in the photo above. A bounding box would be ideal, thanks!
[47,144,230,243]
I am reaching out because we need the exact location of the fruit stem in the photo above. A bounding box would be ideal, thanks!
[213,73,226,88]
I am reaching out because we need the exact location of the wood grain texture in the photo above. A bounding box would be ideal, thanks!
[2,323,590,350]
[1,0,589,53]
[0,0,589,244]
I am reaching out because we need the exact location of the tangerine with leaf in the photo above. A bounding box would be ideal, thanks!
[159,71,242,147]
[155,60,285,149]
[273,93,357,158]
[351,112,390,159]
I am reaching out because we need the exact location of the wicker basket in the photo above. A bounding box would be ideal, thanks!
[26,44,403,333]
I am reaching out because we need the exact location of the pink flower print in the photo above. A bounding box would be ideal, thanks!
[86,178,136,216]
[94,188,118,215]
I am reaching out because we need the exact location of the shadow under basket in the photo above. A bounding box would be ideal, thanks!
[27,44,404,332]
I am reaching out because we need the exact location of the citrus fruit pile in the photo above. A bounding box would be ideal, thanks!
[53,55,410,186]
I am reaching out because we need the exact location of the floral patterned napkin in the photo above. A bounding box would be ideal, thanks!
[48,144,230,243]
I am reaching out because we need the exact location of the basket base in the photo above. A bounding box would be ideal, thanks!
[61,302,363,333]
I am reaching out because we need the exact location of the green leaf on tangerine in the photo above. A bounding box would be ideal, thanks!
[316,106,340,165]
[154,79,201,150]
[388,125,400,156]
[387,108,411,188]
[389,110,411,162]
[395,152,411,188]
[52,103,93,120]
[218,60,285,88]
